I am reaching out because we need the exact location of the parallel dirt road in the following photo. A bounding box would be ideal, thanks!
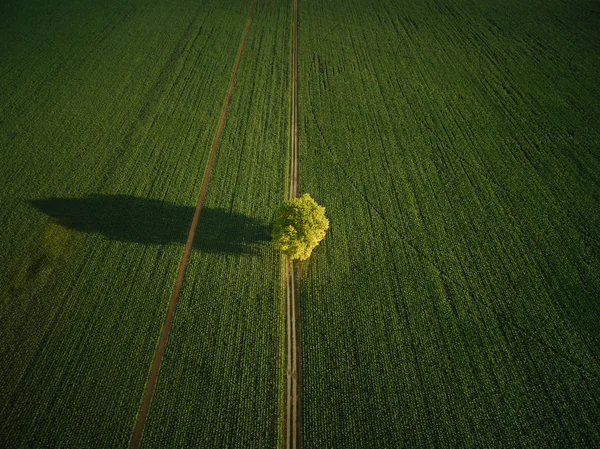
[130,1,258,447]
[286,0,300,447]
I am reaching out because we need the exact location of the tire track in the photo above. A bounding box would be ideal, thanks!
[286,0,300,447]
[129,1,257,447]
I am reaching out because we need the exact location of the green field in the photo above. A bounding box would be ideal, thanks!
[140,0,290,446]
[1,0,600,447]
[0,0,277,446]
[299,0,600,446]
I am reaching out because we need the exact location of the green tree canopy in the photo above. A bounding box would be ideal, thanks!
[272,193,329,260]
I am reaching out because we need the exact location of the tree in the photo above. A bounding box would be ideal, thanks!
[272,193,329,260]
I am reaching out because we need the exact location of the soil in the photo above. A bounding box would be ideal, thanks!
[286,0,301,448]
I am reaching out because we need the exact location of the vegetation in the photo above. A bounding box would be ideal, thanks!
[1,0,599,447]
[140,0,290,446]
[0,0,254,446]
[272,193,329,260]
[298,0,600,447]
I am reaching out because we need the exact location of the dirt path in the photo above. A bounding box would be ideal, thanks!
[289,0,299,200]
[130,1,257,447]
[286,0,300,447]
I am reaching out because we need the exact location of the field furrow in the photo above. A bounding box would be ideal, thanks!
[298,0,600,446]
[139,0,290,446]
[0,0,251,446]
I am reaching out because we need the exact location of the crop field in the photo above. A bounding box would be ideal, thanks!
[0,0,255,446]
[298,0,600,447]
[139,0,290,446]
[1,0,599,447]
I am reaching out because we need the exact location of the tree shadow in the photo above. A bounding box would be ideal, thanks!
[30,195,271,255]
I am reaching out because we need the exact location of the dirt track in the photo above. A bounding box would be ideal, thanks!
[130,1,257,447]
[286,0,300,447]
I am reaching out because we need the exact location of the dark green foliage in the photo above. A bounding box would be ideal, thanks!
[299,0,600,447]
[140,0,290,446]
[0,0,255,446]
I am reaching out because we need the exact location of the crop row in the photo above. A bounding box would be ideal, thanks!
[139,0,290,446]
[0,0,250,446]
[298,0,600,446]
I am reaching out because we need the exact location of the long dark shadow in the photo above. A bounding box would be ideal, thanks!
[31,194,270,255]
